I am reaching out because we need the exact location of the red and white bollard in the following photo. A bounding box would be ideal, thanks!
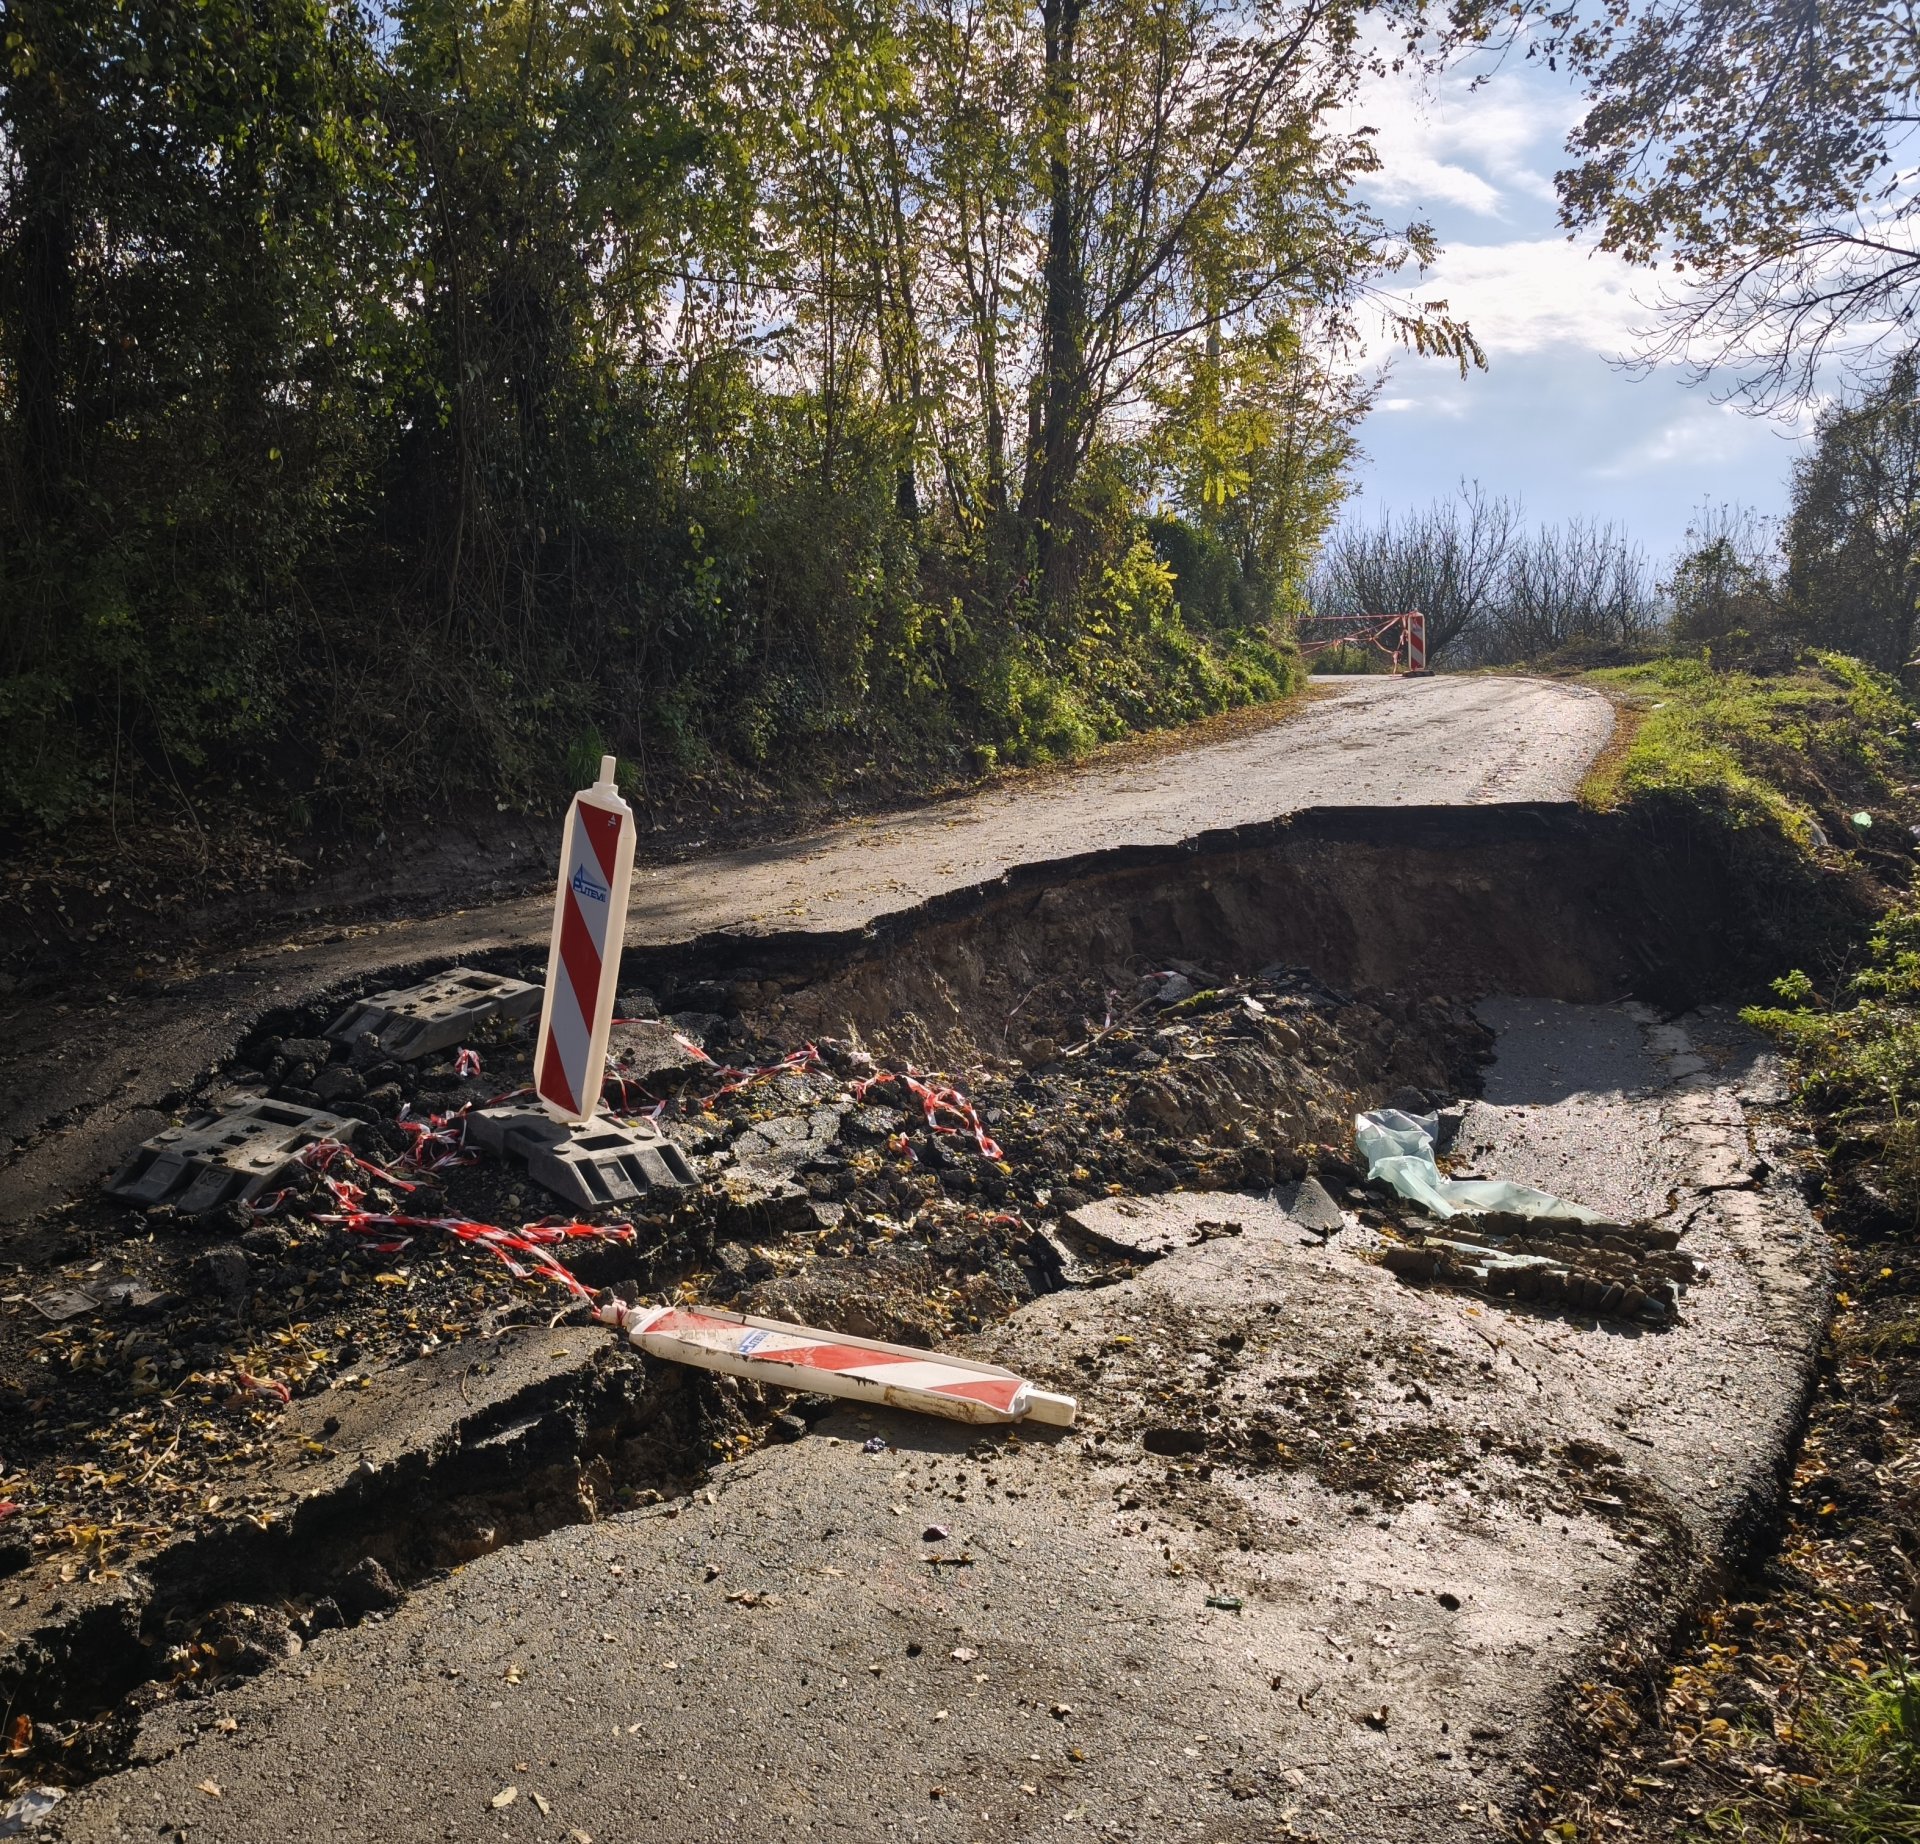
[533,756,635,1124]
[1403,610,1427,673]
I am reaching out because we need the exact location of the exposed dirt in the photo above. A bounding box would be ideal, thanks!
[0,783,1835,1825]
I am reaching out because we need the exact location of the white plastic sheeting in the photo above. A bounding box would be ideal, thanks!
[1354,1109,1605,1223]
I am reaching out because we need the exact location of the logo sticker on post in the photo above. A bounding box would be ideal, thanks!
[534,756,636,1124]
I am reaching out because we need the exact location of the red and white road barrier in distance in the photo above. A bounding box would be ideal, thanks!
[534,755,636,1125]
[596,1300,1079,1428]
[1296,608,1429,675]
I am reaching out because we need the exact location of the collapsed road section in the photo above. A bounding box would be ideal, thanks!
[0,802,1829,1842]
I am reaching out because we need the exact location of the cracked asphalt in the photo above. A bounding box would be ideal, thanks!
[46,1005,1827,1844]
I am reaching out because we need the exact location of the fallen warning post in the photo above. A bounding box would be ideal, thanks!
[597,1299,1079,1427]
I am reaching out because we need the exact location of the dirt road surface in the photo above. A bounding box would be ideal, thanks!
[0,675,1612,1225]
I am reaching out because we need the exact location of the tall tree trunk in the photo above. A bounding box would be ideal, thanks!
[7,60,80,524]
[1020,0,1084,594]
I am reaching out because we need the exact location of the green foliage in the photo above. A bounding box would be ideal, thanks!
[1,0,1461,835]
[1585,652,1917,845]
[1793,1662,1920,1843]
[1786,355,1920,671]
[1666,505,1785,649]
[1554,0,1920,404]
[1746,904,1920,1145]
[966,530,1301,767]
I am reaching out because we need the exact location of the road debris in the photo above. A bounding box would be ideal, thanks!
[107,1097,366,1214]
[1356,1109,1604,1222]
[595,1300,1078,1426]
[0,1785,62,1836]
[0,944,1486,1798]
[324,968,542,1063]
[465,1107,696,1209]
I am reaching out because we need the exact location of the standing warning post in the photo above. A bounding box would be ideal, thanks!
[533,755,636,1124]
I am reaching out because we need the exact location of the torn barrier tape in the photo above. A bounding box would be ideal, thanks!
[265,1139,631,1300]
[323,1207,636,1300]
[395,1105,476,1171]
[668,1037,824,1103]
[596,1300,1076,1428]
[850,1068,1004,1162]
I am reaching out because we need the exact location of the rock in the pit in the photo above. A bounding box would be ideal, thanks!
[712,1168,817,1237]
[196,1604,303,1676]
[311,1064,367,1105]
[608,1018,704,1082]
[730,1106,845,1175]
[198,1245,253,1304]
[274,1037,335,1068]
[335,1557,403,1621]
[662,1010,730,1048]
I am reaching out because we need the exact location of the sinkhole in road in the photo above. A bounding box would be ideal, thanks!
[2,801,1802,1801]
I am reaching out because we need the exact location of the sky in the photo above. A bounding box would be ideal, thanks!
[1340,49,1813,561]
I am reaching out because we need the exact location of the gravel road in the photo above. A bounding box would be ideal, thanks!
[0,675,1613,1225]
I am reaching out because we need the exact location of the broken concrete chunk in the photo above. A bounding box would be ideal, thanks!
[1276,1176,1345,1235]
[467,1107,696,1210]
[608,1018,705,1083]
[1064,1195,1216,1262]
[730,1105,845,1175]
[334,1557,403,1620]
[107,1097,363,1215]
[310,1065,367,1106]
[711,1167,817,1237]
[662,1010,729,1048]
[198,1246,254,1303]
[324,968,541,1063]
[273,1037,335,1068]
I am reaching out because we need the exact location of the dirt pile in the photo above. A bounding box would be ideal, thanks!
[0,952,1484,1583]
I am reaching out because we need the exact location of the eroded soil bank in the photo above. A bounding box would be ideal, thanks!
[1,801,1830,1838]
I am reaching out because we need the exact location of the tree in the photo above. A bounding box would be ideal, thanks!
[0,0,390,818]
[1664,504,1782,648]
[1492,517,1658,660]
[1,0,1512,829]
[1786,360,1920,670]
[1553,0,1920,404]
[1153,326,1371,623]
[1309,488,1660,667]
[1311,482,1520,661]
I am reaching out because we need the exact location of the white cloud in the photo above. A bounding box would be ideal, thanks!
[1589,396,1817,479]
[1351,55,1583,224]
[1395,237,1647,358]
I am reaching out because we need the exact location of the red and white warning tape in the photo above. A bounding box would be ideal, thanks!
[670,1037,824,1103]
[252,1138,631,1302]
[850,1069,1004,1161]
